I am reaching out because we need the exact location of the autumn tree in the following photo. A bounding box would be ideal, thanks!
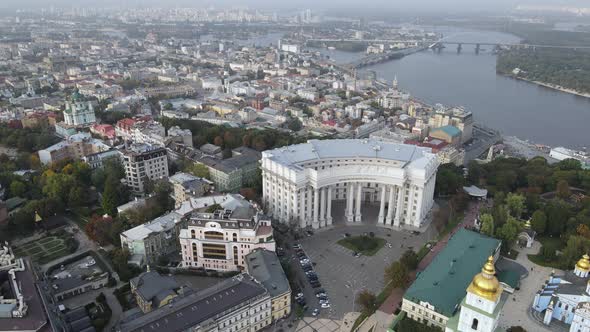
[384,261,409,288]
[355,290,378,314]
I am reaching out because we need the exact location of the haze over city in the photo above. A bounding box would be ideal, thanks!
[0,2,589,332]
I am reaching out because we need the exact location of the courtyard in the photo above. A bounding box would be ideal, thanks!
[297,223,433,319]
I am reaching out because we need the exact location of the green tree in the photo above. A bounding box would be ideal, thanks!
[530,210,547,234]
[435,164,465,196]
[102,177,118,216]
[545,199,570,236]
[480,213,495,236]
[355,290,378,314]
[9,180,26,197]
[561,236,590,270]
[496,217,522,252]
[506,193,526,219]
[556,179,571,199]
[400,249,419,270]
[185,163,210,179]
[384,261,409,288]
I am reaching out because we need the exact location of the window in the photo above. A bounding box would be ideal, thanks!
[471,318,478,330]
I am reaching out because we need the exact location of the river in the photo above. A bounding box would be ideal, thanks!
[312,28,590,149]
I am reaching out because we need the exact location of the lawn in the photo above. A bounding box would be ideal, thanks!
[526,236,564,268]
[337,235,386,256]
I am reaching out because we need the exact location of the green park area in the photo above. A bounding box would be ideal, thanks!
[12,232,78,264]
[337,235,386,256]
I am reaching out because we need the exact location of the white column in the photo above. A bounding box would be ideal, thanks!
[299,189,306,228]
[306,187,313,226]
[313,188,319,229]
[394,185,404,226]
[347,183,354,222]
[355,182,362,222]
[378,185,386,224]
[386,185,395,225]
[326,186,333,225]
[286,186,292,222]
[407,185,415,226]
[414,188,424,227]
[319,187,326,227]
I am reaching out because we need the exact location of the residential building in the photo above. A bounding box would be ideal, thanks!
[116,274,272,332]
[169,172,213,208]
[245,249,291,321]
[120,211,186,267]
[200,147,261,192]
[179,206,275,272]
[428,106,473,144]
[130,270,181,313]
[122,143,169,195]
[430,125,462,147]
[261,139,439,230]
[38,132,112,165]
[402,229,501,329]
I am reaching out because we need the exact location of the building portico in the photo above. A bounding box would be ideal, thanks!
[261,139,439,230]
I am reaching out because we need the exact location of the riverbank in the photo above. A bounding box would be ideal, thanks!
[507,75,590,99]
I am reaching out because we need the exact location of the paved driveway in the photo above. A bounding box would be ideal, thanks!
[298,224,430,319]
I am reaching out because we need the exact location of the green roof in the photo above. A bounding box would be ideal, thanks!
[498,270,520,289]
[404,228,501,317]
[432,125,462,137]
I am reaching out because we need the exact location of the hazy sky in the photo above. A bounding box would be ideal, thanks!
[3,0,590,11]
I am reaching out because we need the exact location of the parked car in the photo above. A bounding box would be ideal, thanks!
[314,288,326,294]
[321,302,331,308]
[315,293,327,298]
[312,308,320,317]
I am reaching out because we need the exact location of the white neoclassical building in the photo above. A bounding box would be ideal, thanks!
[261,139,439,229]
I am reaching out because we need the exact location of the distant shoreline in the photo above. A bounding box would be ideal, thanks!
[502,74,590,99]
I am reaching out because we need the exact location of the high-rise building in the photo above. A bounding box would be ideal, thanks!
[122,143,169,195]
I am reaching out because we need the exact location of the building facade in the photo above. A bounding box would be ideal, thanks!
[246,249,291,321]
[169,172,213,207]
[261,139,439,229]
[63,93,96,127]
[122,143,169,195]
[179,207,275,272]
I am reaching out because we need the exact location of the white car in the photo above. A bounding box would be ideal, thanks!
[312,309,320,317]
[387,243,393,248]
[321,303,331,308]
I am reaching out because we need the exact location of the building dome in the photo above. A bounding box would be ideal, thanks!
[576,254,590,272]
[467,256,502,301]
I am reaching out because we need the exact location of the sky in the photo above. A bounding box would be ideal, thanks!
[2,0,590,12]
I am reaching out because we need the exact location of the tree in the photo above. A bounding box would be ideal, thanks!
[185,163,210,179]
[102,177,118,216]
[561,236,590,270]
[540,243,558,262]
[384,261,409,288]
[506,193,526,219]
[206,204,223,213]
[556,179,571,199]
[545,199,570,236]
[496,217,522,252]
[85,215,113,245]
[435,164,465,196]
[480,213,495,236]
[287,117,302,131]
[9,180,26,197]
[530,210,547,234]
[213,136,224,147]
[400,249,419,270]
[355,290,378,314]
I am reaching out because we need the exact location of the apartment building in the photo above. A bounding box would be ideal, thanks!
[122,143,169,195]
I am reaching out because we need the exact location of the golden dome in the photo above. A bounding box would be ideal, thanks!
[576,254,590,272]
[467,256,502,301]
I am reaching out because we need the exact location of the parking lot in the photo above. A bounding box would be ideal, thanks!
[290,224,431,319]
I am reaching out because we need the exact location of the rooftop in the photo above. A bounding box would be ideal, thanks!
[117,274,267,332]
[245,250,290,297]
[431,125,462,138]
[130,271,179,304]
[263,139,433,171]
[404,228,501,317]
[121,212,183,241]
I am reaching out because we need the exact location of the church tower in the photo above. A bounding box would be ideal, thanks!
[392,75,398,91]
[575,254,590,278]
[454,256,504,332]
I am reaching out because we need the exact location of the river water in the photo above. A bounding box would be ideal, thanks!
[312,28,590,149]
